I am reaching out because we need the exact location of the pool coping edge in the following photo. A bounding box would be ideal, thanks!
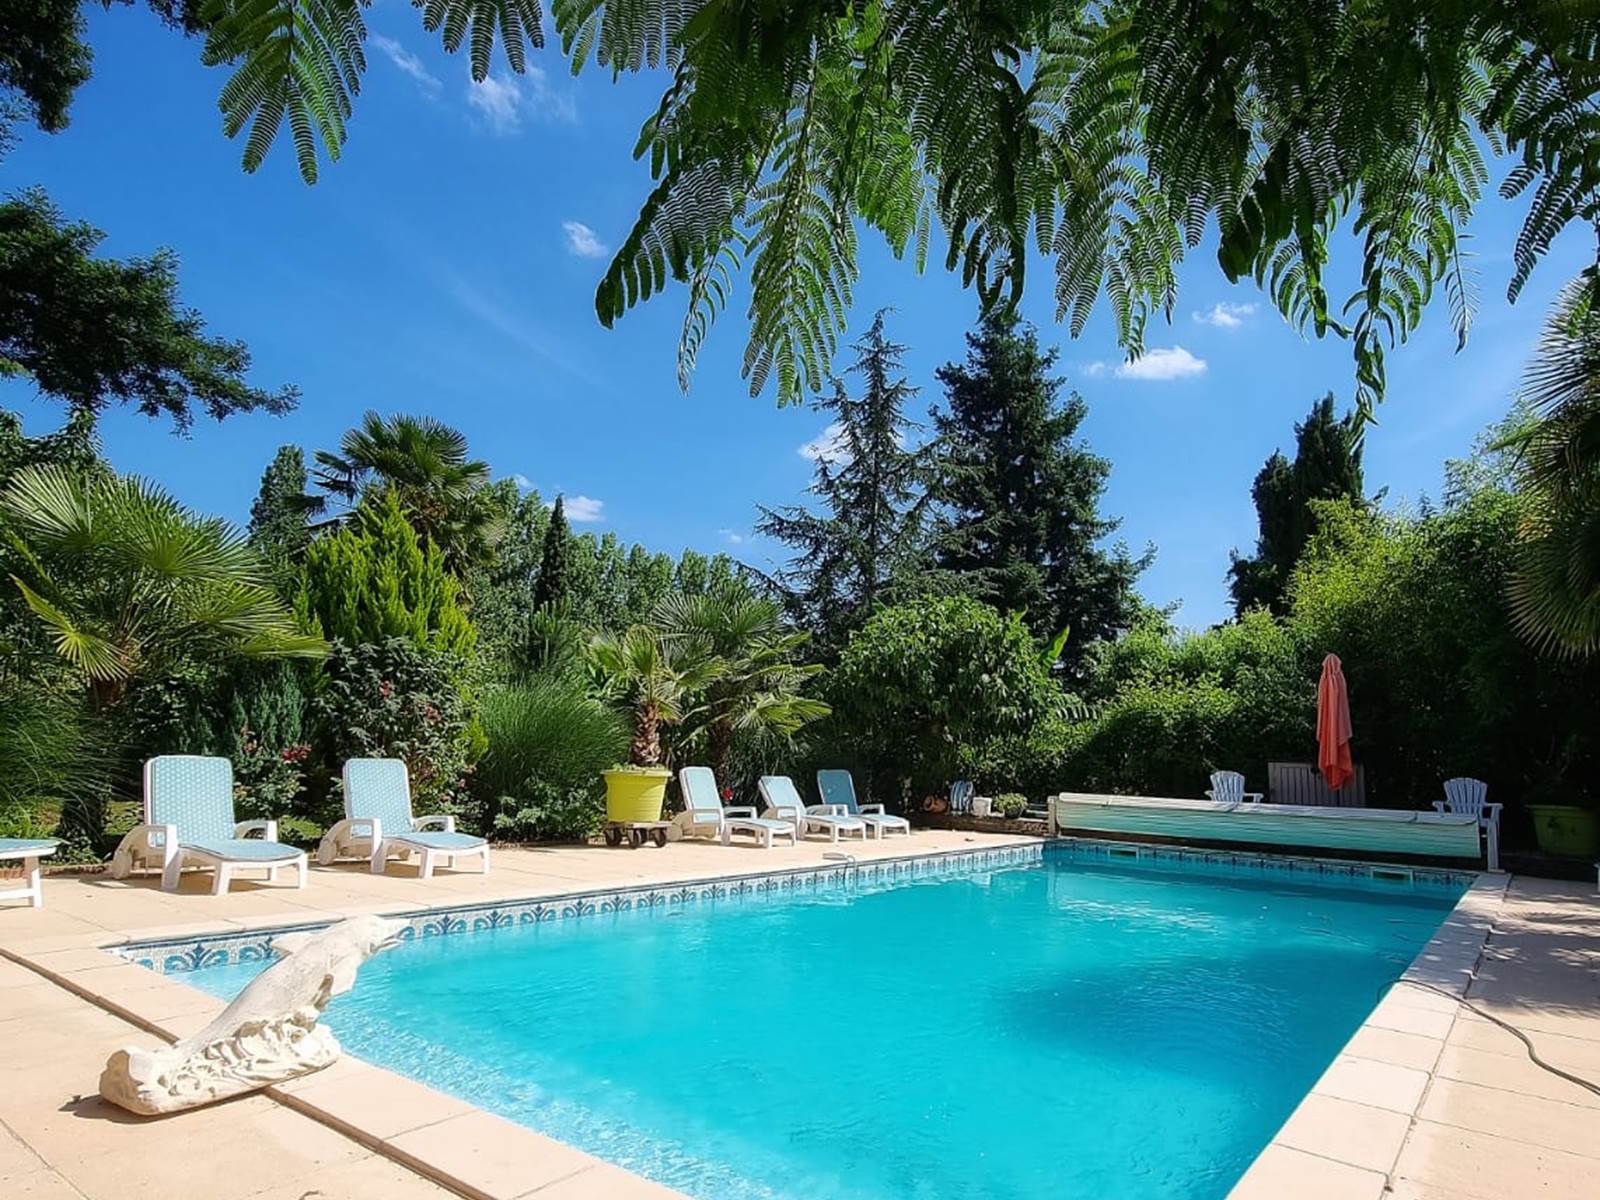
[1,838,1498,1200]
[1224,869,1510,1199]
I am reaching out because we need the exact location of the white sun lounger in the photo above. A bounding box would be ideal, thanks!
[317,757,489,878]
[758,775,868,843]
[0,839,58,908]
[817,769,911,838]
[675,766,798,847]
[111,756,308,894]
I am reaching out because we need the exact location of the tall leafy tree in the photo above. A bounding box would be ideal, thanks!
[931,310,1145,674]
[247,444,316,578]
[757,310,938,652]
[1229,394,1366,615]
[465,480,550,662]
[0,407,104,489]
[0,190,297,429]
[533,495,572,612]
[311,411,501,573]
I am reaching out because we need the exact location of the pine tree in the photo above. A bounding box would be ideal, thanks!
[532,495,571,612]
[756,310,938,653]
[931,309,1146,674]
[247,445,314,579]
[1229,394,1366,614]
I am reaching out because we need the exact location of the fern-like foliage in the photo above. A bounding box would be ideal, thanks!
[204,0,545,184]
[191,0,1600,414]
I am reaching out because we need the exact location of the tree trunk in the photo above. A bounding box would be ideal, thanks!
[631,701,662,766]
[708,719,734,785]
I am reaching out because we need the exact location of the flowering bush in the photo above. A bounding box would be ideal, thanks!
[314,638,480,823]
[232,726,310,822]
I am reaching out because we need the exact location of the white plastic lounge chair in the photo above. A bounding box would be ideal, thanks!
[111,756,308,894]
[817,769,911,838]
[0,839,58,908]
[317,758,489,878]
[674,767,798,847]
[1206,770,1263,807]
[1434,777,1502,872]
[757,775,868,843]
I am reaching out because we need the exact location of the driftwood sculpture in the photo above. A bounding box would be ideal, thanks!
[100,915,404,1115]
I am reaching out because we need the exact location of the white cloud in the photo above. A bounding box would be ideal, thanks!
[563,495,605,523]
[799,422,850,464]
[1193,301,1257,330]
[1084,346,1209,381]
[467,74,524,134]
[372,35,440,96]
[525,65,578,124]
[511,473,534,492]
[719,529,744,545]
[562,221,607,259]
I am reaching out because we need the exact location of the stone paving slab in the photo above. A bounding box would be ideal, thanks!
[1228,872,1600,1200]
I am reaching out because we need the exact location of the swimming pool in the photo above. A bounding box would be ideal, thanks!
[180,846,1465,1200]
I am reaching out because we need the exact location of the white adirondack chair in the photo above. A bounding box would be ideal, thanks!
[1434,777,1502,872]
[1206,770,1263,807]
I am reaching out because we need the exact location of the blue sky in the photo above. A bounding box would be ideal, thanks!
[3,6,1591,628]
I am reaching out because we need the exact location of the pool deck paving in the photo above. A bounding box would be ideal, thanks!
[0,834,1595,1200]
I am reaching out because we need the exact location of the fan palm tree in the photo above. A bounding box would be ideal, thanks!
[1498,275,1600,656]
[586,624,720,767]
[312,411,503,573]
[654,590,830,782]
[1,465,326,708]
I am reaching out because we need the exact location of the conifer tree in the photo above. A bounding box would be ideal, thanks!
[931,309,1145,674]
[247,445,315,579]
[757,310,938,653]
[294,490,474,656]
[1229,394,1365,614]
[532,495,572,612]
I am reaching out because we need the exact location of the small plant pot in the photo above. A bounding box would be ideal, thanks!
[971,796,993,818]
[602,768,671,824]
[1527,804,1600,858]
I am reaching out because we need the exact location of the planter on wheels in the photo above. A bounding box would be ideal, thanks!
[1527,804,1600,858]
[602,767,670,824]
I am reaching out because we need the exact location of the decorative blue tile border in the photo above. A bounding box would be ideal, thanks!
[115,842,1045,973]
[113,836,1473,975]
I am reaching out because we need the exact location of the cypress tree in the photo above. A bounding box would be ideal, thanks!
[1228,393,1365,614]
[757,309,938,653]
[294,490,475,656]
[533,495,572,611]
[930,309,1145,675]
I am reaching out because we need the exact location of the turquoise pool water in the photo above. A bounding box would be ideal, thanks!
[184,850,1462,1200]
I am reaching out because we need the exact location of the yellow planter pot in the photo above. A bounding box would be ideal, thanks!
[602,768,670,823]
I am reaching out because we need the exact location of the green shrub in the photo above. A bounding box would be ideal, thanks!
[994,792,1028,818]
[473,679,627,840]
[829,595,1058,801]
[0,683,112,855]
[313,638,479,824]
[295,491,475,657]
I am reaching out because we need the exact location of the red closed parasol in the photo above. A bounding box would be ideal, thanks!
[1316,653,1354,792]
